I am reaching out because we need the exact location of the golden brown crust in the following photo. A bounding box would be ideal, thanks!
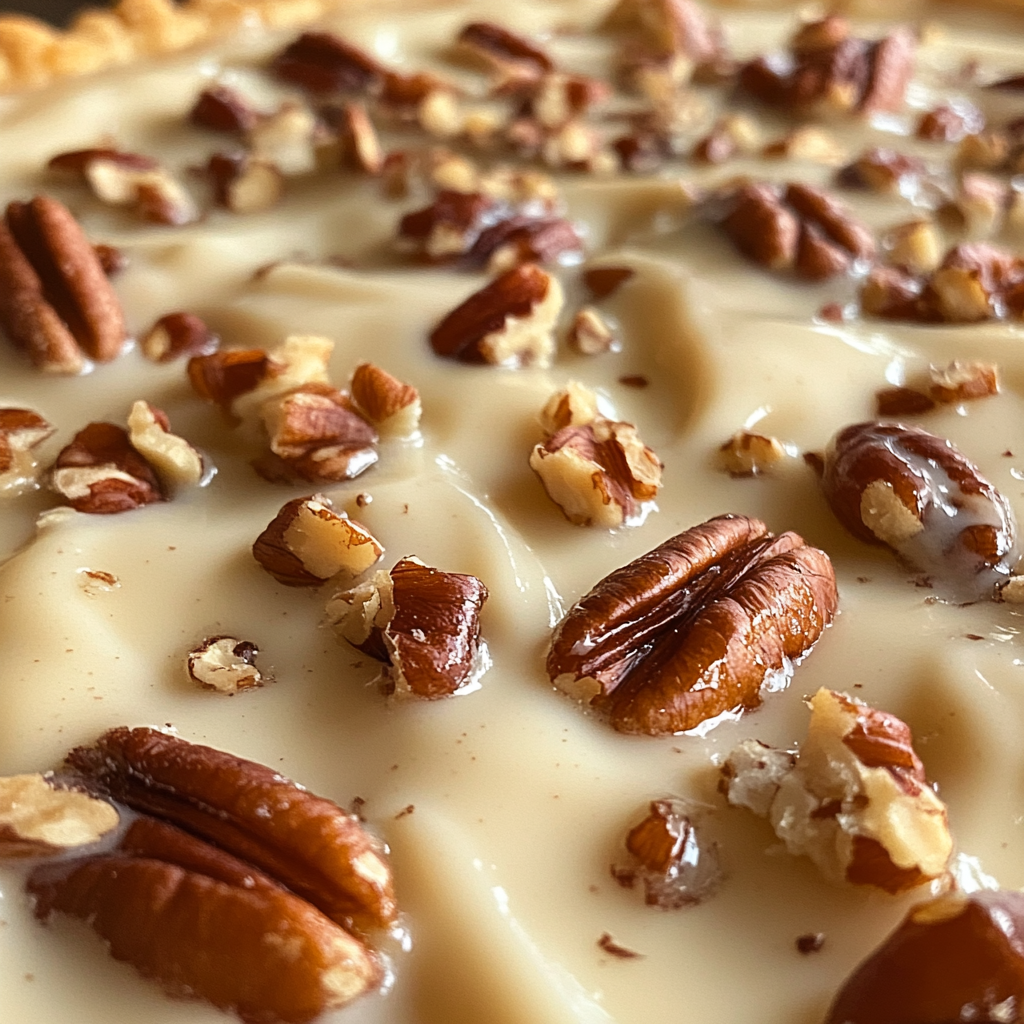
[0,0,350,94]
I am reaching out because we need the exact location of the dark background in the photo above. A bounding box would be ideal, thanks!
[4,0,88,25]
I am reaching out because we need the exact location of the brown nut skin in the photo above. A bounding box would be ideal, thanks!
[272,32,386,94]
[547,514,838,735]
[65,727,396,934]
[188,349,275,410]
[821,422,1018,602]
[28,828,383,1024]
[52,422,164,514]
[824,891,1024,1024]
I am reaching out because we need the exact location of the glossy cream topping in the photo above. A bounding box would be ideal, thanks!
[3,2,1024,1023]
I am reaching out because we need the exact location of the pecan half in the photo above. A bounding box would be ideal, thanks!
[429,263,563,367]
[718,181,873,280]
[821,422,1018,602]
[1,774,118,858]
[51,422,165,514]
[253,494,384,587]
[546,514,837,734]
[721,688,952,894]
[613,799,722,908]
[824,891,1024,1024]
[65,727,396,933]
[328,557,489,698]
[30,754,387,1024]
[0,195,126,371]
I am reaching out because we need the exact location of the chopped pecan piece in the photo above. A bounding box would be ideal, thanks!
[568,307,617,355]
[253,494,383,587]
[206,152,284,214]
[51,422,165,514]
[613,799,722,908]
[546,514,837,734]
[583,265,635,298]
[883,220,941,275]
[837,147,924,194]
[763,125,846,165]
[821,421,1018,602]
[189,84,260,133]
[604,0,722,64]
[928,360,999,404]
[530,409,662,528]
[248,102,320,177]
[718,431,788,477]
[916,101,984,143]
[0,774,118,857]
[429,263,563,367]
[272,31,386,94]
[526,73,611,130]
[739,18,915,116]
[537,381,602,435]
[65,727,397,932]
[719,181,873,280]
[125,400,205,493]
[397,190,498,262]
[875,386,936,417]
[187,636,263,694]
[0,195,126,371]
[141,311,217,363]
[52,148,197,225]
[456,21,553,78]
[469,215,582,273]
[721,688,952,893]
[333,101,384,175]
[259,385,378,485]
[348,363,421,438]
[188,347,277,411]
[824,891,1024,1024]
[328,557,489,698]
[0,407,55,495]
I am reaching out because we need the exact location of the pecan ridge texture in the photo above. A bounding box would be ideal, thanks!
[547,514,838,735]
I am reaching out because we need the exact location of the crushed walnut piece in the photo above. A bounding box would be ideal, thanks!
[721,688,953,893]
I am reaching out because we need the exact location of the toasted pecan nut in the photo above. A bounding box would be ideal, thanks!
[328,557,489,698]
[189,84,260,133]
[614,799,722,908]
[916,101,984,143]
[0,195,126,371]
[0,407,54,494]
[429,263,563,367]
[546,514,837,735]
[206,152,284,214]
[824,890,1024,1024]
[259,385,379,484]
[583,265,635,299]
[468,215,582,272]
[253,494,384,587]
[721,689,952,894]
[821,421,1017,602]
[334,101,384,175]
[126,400,205,492]
[531,417,662,528]
[187,636,263,694]
[348,363,421,438]
[66,727,396,933]
[0,773,118,857]
[718,431,787,477]
[141,311,217,363]
[188,348,277,410]
[397,190,498,262]
[51,421,164,514]
[456,21,553,77]
[720,184,798,272]
[604,0,721,63]
[28,832,382,1022]
[272,31,387,94]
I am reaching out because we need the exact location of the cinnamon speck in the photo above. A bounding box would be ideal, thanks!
[598,932,643,958]
[394,804,415,819]
[796,933,825,954]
